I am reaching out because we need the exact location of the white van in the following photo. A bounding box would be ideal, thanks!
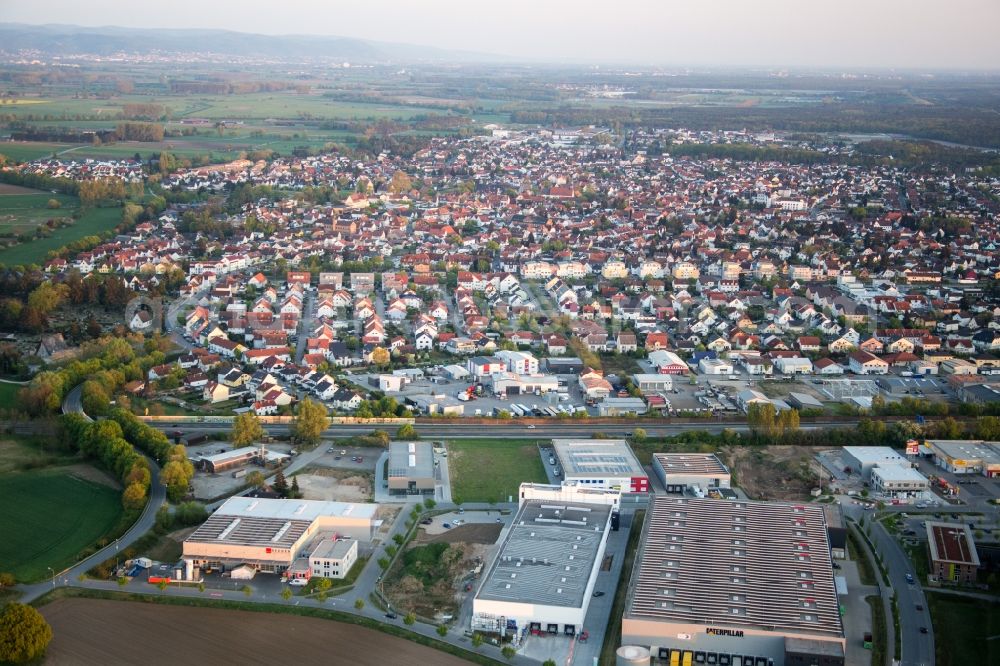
[288,578,308,587]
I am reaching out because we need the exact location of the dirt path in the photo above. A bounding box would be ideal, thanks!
[41,598,473,665]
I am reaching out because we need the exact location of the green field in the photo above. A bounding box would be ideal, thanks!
[927,593,1000,666]
[0,142,73,162]
[447,439,547,504]
[0,381,22,408]
[0,200,122,267]
[0,190,76,235]
[0,469,123,582]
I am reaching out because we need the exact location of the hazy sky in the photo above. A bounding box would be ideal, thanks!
[2,0,999,69]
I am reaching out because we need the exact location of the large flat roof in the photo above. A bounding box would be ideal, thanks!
[842,446,907,466]
[552,439,645,479]
[927,522,980,567]
[476,500,611,609]
[926,440,1000,464]
[388,440,435,479]
[214,496,378,521]
[870,465,927,482]
[187,498,376,550]
[653,452,730,477]
[625,496,843,639]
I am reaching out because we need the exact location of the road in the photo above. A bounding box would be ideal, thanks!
[844,502,935,666]
[294,290,315,365]
[18,454,165,604]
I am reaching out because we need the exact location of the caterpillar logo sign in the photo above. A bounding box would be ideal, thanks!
[706,628,745,638]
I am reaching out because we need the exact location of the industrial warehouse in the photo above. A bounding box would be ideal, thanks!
[471,498,613,641]
[181,497,378,578]
[551,438,649,492]
[387,440,436,496]
[621,496,845,666]
[652,452,732,496]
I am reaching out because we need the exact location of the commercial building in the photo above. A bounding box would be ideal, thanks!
[652,453,732,496]
[926,522,981,584]
[598,397,648,416]
[194,445,290,474]
[632,373,673,394]
[842,446,909,480]
[471,499,613,639]
[622,496,845,666]
[552,439,649,492]
[869,465,929,501]
[387,441,436,496]
[182,497,378,576]
[925,440,1000,476]
[308,535,358,579]
[518,482,622,508]
[648,350,689,375]
[699,358,734,375]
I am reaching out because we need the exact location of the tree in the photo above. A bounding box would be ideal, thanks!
[471,633,483,649]
[437,624,448,637]
[377,557,390,570]
[501,646,516,660]
[403,612,416,626]
[371,346,390,367]
[632,428,647,442]
[246,470,266,488]
[122,482,148,511]
[281,587,293,601]
[290,476,301,499]
[354,598,365,610]
[423,498,436,510]
[273,469,289,497]
[389,170,412,195]
[231,412,264,447]
[0,573,15,588]
[0,603,53,664]
[242,585,252,597]
[396,423,417,440]
[543,661,557,666]
[292,398,329,448]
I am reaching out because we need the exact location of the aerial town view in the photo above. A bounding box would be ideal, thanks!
[1,2,999,665]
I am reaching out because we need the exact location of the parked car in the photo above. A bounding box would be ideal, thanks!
[288,578,307,587]
[905,573,915,584]
[592,591,605,597]
[442,523,452,529]
[385,612,398,619]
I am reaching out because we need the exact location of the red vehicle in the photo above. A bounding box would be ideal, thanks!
[578,630,589,643]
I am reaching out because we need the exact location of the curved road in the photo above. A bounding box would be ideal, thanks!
[18,385,168,603]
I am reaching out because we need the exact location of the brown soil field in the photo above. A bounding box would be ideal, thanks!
[722,445,820,501]
[0,183,44,195]
[41,598,474,665]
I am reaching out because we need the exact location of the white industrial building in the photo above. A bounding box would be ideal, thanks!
[699,358,734,375]
[471,499,613,639]
[181,497,378,577]
[652,453,732,496]
[518,482,622,508]
[631,373,673,394]
[308,535,358,579]
[842,446,909,480]
[552,439,650,493]
[869,465,930,500]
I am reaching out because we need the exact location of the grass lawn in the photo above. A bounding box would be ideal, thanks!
[0,381,22,409]
[0,191,76,235]
[0,141,74,162]
[0,469,123,582]
[447,439,547,504]
[0,202,122,267]
[927,593,1000,666]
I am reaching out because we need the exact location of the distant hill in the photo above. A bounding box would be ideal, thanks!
[0,23,502,63]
